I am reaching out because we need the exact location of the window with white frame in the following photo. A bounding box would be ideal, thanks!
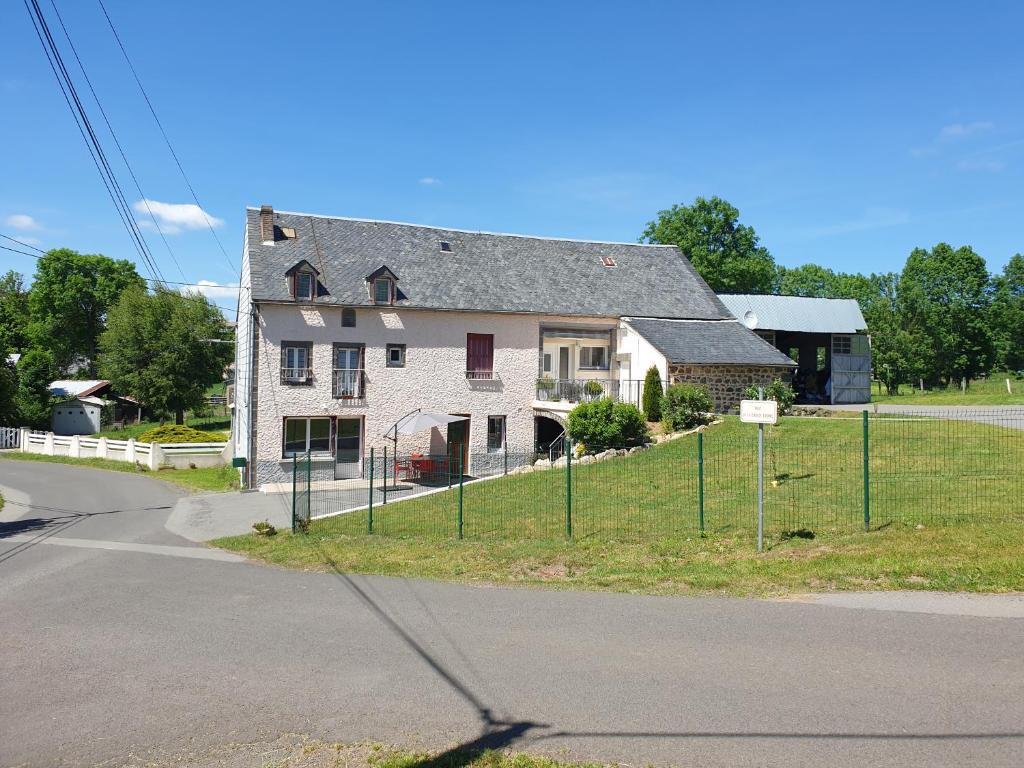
[373,278,393,305]
[283,417,331,457]
[386,344,406,368]
[543,353,552,373]
[281,343,312,383]
[295,271,314,301]
[487,415,506,453]
[578,346,609,370]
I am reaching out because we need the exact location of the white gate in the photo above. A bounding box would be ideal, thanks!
[0,427,20,449]
[831,334,871,404]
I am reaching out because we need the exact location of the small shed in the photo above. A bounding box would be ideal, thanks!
[52,396,105,435]
[48,380,143,434]
[717,294,871,405]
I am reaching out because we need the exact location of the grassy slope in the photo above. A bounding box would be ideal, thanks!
[0,451,239,493]
[216,415,1024,596]
[308,416,1024,539]
[872,377,1024,406]
[91,416,230,440]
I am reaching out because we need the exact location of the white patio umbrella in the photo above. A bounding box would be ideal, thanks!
[383,409,468,451]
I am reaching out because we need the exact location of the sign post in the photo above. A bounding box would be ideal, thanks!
[740,394,778,552]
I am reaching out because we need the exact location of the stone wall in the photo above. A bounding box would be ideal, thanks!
[668,364,790,412]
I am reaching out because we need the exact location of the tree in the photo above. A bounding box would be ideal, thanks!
[641,366,663,422]
[15,347,58,429]
[899,243,994,386]
[990,254,1024,372]
[0,271,30,353]
[28,249,145,375]
[0,339,18,426]
[99,286,232,424]
[641,196,777,293]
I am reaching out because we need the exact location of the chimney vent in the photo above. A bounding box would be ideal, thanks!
[260,205,275,244]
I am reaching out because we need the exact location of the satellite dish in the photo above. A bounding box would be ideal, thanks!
[742,310,759,330]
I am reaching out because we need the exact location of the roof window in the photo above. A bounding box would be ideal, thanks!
[440,241,452,252]
[601,256,617,268]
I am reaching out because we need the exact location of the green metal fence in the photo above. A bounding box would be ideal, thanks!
[292,408,1024,543]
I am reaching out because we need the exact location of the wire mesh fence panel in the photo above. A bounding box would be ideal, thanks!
[298,410,1024,543]
[869,409,1024,527]
[762,416,864,535]
[292,454,311,532]
[460,454,564,539]
[700,427,758,534]
[570,440,699,540]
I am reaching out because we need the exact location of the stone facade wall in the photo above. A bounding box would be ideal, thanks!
[668,364,791,412]
[250,305,621,487]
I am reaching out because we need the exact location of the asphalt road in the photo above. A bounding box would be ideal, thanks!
[1,461,1023,768]
[821,403,1024,430]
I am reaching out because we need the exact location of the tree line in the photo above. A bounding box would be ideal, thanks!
[0,249,232,428]
[643,197,1024,394]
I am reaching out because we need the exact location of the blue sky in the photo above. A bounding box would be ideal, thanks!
[3,0,1022,311]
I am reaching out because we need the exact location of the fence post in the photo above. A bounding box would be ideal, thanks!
[367,447,374,534]
[291,455,297,533]
[697,430,705,535]
[457,452,464,539]
[862,410,870,532]
[306,450,312,527]
[382,445,388,505]
[565,440,573,540]
[504,446,508,476]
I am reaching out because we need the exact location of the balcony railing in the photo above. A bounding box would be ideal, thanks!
[535,378,619,403]
[535,378,671,407]
[333,369,365,399]
[466,369,496,381]
[281,367,313,385]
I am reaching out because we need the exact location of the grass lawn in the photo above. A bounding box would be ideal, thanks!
[214,519,1024,598]
[0,451,239,493]
[216,414,1024,597]
[871,376,1024,406]
[91,415,230,440]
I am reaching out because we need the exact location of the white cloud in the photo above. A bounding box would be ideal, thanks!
[956,158,1004,173]
[183,280,240,301]
[133,199,223,234]
[939,121,993,141]
[5,213,40,230]
[418,177,442,186]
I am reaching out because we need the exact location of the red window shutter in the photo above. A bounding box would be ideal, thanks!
[466,334,493,374]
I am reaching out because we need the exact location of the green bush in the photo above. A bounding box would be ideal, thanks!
[661,383,713,431]
[566,398,649,453]
[744,379,795,415]
[138,424,228,444]
[641,366,664,422]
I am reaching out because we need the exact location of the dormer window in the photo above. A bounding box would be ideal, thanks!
[374,278,393,305]
[286,260,322,302]
[366,265,400,305]
[296,271,314,301]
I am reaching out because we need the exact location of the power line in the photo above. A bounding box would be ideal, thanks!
[0,234,45,253]
[96,0,237,276]
[47,0,186,282]
[0,244,41,259]
[22,0,166,285]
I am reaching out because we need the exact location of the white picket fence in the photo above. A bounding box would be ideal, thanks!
[0,426,20,449]
[17,428,231,469]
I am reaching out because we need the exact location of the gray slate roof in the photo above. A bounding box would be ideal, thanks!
[246,208,732,320]
[718,294,867,334]
[625,318,796,367]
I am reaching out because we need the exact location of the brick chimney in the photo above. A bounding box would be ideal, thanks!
[259,204,275,244]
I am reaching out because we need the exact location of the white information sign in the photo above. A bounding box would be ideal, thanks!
[740,399,778,425]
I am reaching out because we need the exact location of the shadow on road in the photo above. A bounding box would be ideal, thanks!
[0,500,172,564]
[315,545,1024,767]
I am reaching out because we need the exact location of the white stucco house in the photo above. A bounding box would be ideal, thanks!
[231,206,794,488]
